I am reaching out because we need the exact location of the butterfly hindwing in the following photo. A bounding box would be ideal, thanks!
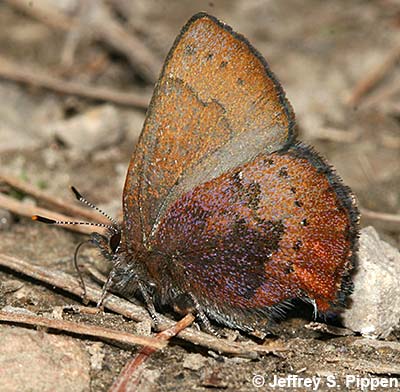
[149,144,358,328]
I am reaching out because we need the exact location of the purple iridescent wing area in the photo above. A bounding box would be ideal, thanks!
[149,145,358,325]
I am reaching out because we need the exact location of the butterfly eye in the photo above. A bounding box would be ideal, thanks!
[109,232,121,253]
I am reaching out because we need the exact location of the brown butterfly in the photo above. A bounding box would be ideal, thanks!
[35,13,359,333]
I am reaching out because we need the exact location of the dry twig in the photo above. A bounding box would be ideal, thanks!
[0,193,102,235]
[346,45,400,107]
[0,56,150,109]
[0,310,165,349]
[5,0,72,30]
[0,173,109,224]
[306,127,361,144]
[110,314,195,392]
[363,83,400,110]
[360,207,400,225]
[305,322,354,337]
[4,0,161,81]
[0,253,286,358]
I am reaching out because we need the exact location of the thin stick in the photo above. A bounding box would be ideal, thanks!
[346,45,400,107]
[0,310,165,349]
[0,253,286,358]
[5,0,73,30]
[360,207,400,225]
[91,3,161,82]
[363,83,400,109]
[306,127,361,144]
[0,56,150,109]
[60,1,90,68]
[0,193,102,235]
[110,314,195,392]
[0,173,110,224]
[4,0,161,82]
[305,321,354,336]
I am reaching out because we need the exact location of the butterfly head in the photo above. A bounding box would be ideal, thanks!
[90,227,121,261]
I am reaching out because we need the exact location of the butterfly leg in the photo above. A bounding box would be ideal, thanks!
[138,281,159,326]
[97,272,114,308]
[311,299,318,321]
[98,269,159,327]
[188,293,221,337]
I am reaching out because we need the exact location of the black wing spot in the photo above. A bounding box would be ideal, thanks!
[265,158,274,166]
[278,167,289,178]
[293,240,302,251]
[184,45,195,55]
[247,182,261,210]
[284,262,294,274]
[231,172,261,211]
[232,170,242,186]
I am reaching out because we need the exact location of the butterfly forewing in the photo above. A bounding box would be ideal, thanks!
[123,13,295,247]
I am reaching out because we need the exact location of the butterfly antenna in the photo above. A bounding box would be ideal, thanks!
[32,215,116,232]
[70,186,119,227]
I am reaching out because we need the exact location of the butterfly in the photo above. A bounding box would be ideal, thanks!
[36,12,359,333]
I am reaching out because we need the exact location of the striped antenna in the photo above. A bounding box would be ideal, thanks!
[32,215,116,231]
[70,186,118,227]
